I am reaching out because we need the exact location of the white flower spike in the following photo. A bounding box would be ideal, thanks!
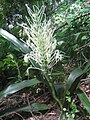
[21,5,62,70]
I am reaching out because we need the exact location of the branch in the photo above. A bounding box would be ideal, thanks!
[75,40,90,52]
[55,12,90,32]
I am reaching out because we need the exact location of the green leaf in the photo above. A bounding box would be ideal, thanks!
[51,72,65,76]
[31,103,50,111]
[0,78,41,100]
[81,36,87,40]
[0,103,50,118]
[54,84,65,100]
[77,89,90,114]
[66,19,72,25]
[66,68,83,91]
[0,61,4,68]
[75,32,81,40]
[0,28,30,53]
[80,8,90,13]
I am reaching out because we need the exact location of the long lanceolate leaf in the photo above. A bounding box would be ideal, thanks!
[66,68,83,93]
[66,60,90,94]
[0,103,50,118]
[0,28,30,53]
[0,78,41,100]
[77,89,90,114]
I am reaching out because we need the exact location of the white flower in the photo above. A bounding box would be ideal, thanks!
[21,5,62,70]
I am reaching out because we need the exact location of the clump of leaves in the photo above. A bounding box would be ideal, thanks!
[0,3,90,120]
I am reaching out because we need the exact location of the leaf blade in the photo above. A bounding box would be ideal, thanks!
[66,68,83,91]
[0,78,41,100]
[0,28,30,53]
[77,89,90,114]
[0,103,50,118]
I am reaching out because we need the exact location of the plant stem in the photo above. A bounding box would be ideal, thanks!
[14,61,22,81]
[43,71,62,110]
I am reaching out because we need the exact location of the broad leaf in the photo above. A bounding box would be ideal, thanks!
[0,103,50,118]
[66,68,83,91]
[54,84,65,100]
[0,78,41,100]
[0,28,30,53]
[66,61,90,94]
[77,89,90,114]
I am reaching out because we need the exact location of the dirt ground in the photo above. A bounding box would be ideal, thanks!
[0,80,90,120]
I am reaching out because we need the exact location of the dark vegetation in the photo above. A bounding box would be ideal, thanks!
[0,0,90,119]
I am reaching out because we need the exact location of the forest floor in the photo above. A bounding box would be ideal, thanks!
[0,79,90,120]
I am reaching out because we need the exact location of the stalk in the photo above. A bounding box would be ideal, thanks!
[43,71,62,110]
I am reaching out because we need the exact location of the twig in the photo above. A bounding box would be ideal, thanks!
[81,78,90,85]
[0,101,6,106]
[59,31,90,40]
[75,40,90,52]
[0,118,3,120]
[81,52,88,62]
[44,102,57,118]
[35,111,44,120]
[14,112,25,120]
[26,94,37,120]
[55,12,90,32]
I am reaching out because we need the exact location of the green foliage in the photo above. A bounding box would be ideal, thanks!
[0,78,41,100]
[66,68,83,91]
[0,0,90,119]
[53,0,90,66]
[63,93,78,120]
[77,89,90,114]
[0,29,30,53]
[0,103,50,118]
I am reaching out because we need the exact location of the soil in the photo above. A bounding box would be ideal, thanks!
[0,79,90,120]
